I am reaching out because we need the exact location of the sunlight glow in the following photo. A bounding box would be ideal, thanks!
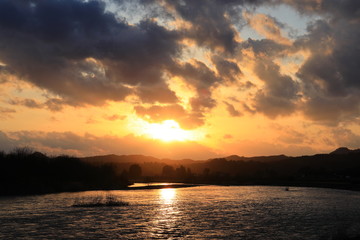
[144,120,193,142]
[160,188,176,204]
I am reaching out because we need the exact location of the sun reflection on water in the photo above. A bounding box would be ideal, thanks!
[160,188,176,204]
[149,188,180,237]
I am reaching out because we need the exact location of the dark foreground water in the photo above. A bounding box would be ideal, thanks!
[1,186,360,239]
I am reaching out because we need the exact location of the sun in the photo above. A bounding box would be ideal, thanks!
[144,120,193,142]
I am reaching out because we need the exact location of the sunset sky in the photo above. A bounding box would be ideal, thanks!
[1,0,360,159]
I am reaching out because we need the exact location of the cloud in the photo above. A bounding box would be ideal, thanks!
[211,55,242,82]
[244,12,292,45]
[224,101,242,117]
[0,0,180,106]
[104,114,126,121]
[167,59,226,124]
[170,60,221,91]
[221,138,319,157]
[252,59,299,118]
[242,0,360,124]
[272,124,310,145]
[331,128,360,149]
[134,104,204,129]
[0,106,16,119]
[44,98,67,111]
[163,0,240,53]
[242,102,256,114]
[8,97,68,111]
[0,130,218,159]
[281,0,360,19]
[8,98,43,109]
[242,38,288,56]
[1,0,360,130]
[294,13,360,124]
[135,83,179,104]
[301,95,360,125]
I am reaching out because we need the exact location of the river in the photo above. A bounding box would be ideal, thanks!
[1,185,360,239]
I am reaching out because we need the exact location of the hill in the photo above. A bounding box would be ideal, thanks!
[78,148,360,191]
[2,147,360,196]
[330,147,360,155]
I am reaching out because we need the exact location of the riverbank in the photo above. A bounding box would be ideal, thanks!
[0,183,202,197]
[213,181,360,192]
[125,183,202,190]
[2,181,360,197]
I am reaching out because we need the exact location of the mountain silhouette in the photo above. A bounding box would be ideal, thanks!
[330,147,360,155]
[2,147,360,196]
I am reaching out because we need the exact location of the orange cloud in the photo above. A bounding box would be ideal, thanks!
[244,12,292,45]
[0,130,219,160]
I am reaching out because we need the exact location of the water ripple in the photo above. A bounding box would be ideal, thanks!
[1,186,360,239]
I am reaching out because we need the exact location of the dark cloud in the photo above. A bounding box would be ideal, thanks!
[239,0,360,123]
[252,59,299,118]
[44,98,67,112]
[190,95,216,112]
[170,60,221,91]
[294,10,360,124]
[163,0,276,53]
[135,83,178,104]
[211,55,242,82]
[242,102,256,114]
[0,0,180,106]
[281,0,360,20]
[224,101,242,117]
[168,60,222,120]
[301,95,360,125]
[0,64,11,84]
[242,38,288,56]
[255,60,299,100]
[296,19,360,96]
[8,98,43,109]
[1,0,360,129]
[164,0,239,53]
[238,81,256,91]
[8,97,68,111]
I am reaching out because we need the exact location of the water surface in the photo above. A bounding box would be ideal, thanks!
[1,186,360,239]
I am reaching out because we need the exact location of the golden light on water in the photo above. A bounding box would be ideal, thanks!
[151,188,179,235]
[160,188,176,204]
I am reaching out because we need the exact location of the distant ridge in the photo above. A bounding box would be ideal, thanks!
[81,148,360,164]
[82,154,161,164]
[3,146,360,196]
[224,154,289,163]
[330,147,360,155]
[81,154,198,165]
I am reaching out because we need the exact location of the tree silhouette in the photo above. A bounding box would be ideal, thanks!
[162,165,175,178]
[176,165,186,179]
[0,147,129,196]
[129,164,142,180]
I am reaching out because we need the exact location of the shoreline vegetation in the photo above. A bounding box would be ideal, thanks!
[1,147,360,196]
[72,194,129,208]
